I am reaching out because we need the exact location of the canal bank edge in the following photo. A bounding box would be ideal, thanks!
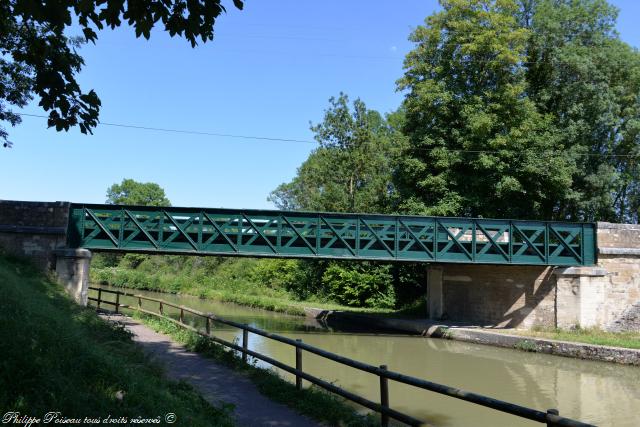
[304,308,640,366]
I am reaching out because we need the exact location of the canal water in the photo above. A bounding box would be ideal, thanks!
[91,286,640,427]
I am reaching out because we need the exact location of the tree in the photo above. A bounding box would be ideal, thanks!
[106,178,171,206]
[525,0,640,222]
[396,0,640,222]
[96,178,170,267]
[396,0,576,219]
[267,95,414,309]
[269,93,402,214]
[0,0,242,148]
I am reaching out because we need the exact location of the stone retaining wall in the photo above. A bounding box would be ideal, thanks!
[0,200,70,270]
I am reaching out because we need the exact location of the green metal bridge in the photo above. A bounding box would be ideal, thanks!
[67,203,597,266]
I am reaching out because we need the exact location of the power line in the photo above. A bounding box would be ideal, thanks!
[16,113,317,144]
[15,112,639,158]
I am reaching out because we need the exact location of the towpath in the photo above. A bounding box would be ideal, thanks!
[100,314,321,427]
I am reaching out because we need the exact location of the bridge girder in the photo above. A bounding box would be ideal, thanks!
[67,204,596,266]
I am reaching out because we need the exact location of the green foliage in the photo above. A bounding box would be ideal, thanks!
[91,256,309,311]
[91,255,401,314]
[0,256,234,426]
[248,258,320,300]
[526,0,640,222]
[106,178,171,206]
[120,253,148,269]
[267,94,410,309]
[396,0,640,222]
[513,339,537,352]
[98,178,171,271]
[323,262,396,309]
[250,259,330,300]
[0,0,242,147]
[90,252,120,269]
[390,263,427,308]
[269,93,403,213]
[396,0,574,218]
[250,259,302,290]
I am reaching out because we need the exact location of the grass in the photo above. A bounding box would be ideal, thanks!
[0,255,235,426]
[136,313,380,427]
[497,326,640,349]
[513,339,537,352]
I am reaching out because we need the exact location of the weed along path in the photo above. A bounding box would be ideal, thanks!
[99,313,320,427]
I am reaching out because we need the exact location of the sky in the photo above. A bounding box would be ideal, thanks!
[1,0,639,209]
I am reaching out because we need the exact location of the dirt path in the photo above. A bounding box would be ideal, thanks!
[100,314,321,427]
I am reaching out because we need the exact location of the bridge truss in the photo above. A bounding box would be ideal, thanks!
[67,204,596,266]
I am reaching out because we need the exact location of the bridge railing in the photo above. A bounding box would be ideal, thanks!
[90,286,596,427]
[69,204,596,265]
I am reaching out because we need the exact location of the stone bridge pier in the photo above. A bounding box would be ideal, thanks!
[425,222,640,331]
[0,200,92,306]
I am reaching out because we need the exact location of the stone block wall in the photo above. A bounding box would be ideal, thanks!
[596,223,640,331]
[441,264,556,328]
[0,200,71,270]
[553,267,608,329]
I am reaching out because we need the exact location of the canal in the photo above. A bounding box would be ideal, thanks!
[91,286,640,427]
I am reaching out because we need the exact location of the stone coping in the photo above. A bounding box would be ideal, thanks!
[599,247,640,256]
[444,328,640,365]
[552,266,608,277]
[597,221,640,230]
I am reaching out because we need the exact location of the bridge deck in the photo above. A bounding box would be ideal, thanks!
[67,204,596,266]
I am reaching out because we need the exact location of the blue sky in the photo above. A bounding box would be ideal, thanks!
[1,0,639,209]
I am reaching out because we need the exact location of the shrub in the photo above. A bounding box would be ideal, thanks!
[120,253,148,269]
[251,259,303,290]
[322,263,395,308]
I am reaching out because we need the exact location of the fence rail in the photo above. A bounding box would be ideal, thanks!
[69,204,597,266]
[89,287,597,427]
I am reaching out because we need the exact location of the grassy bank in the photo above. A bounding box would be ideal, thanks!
[91,255,398,316]
[136,313,378,427]
[498,326,640,349]
[0,255,234,426]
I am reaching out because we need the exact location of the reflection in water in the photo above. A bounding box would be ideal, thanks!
[93,286,640,427]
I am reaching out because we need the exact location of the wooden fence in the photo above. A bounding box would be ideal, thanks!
[89,286,596,427]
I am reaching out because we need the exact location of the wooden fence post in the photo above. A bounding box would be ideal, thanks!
[380,365,389,427]
[97,288,102,311]
[296,339,303,391]
[115,292,120,314]
[242,328,249,363]
[138,296,141,309]
[180,308,184,324]
[206,317,211,335]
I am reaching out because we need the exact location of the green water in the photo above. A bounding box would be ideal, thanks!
[91,286,640,427]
